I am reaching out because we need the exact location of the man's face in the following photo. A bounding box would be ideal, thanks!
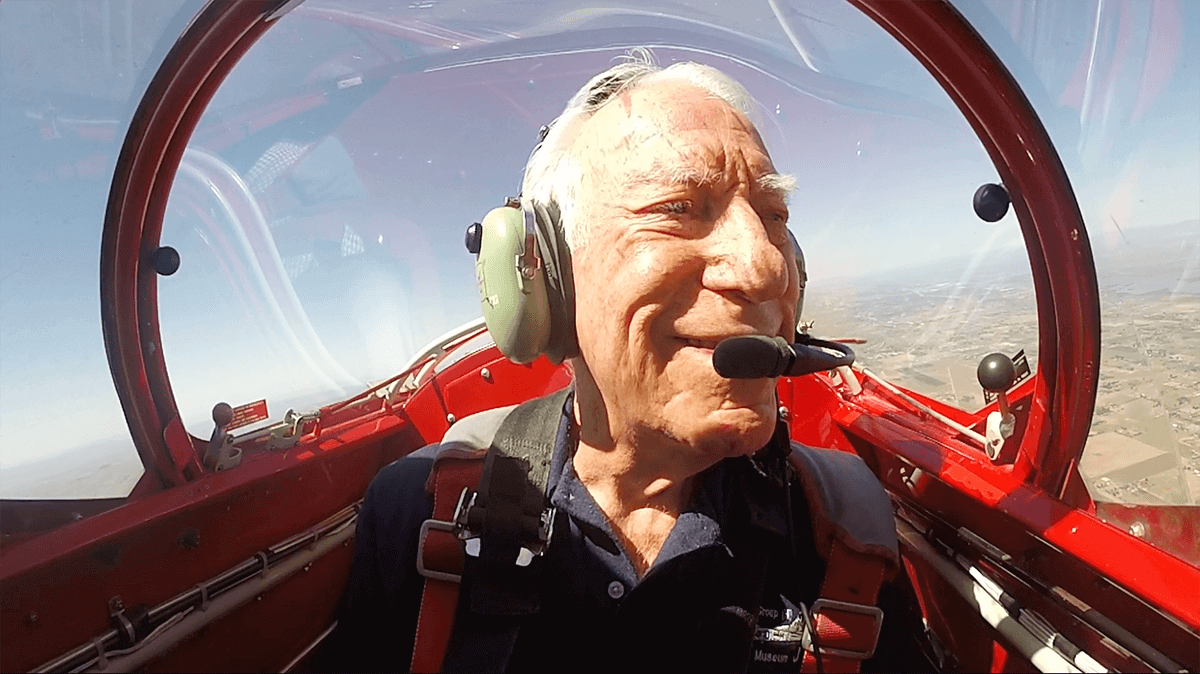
[570,80,800,460]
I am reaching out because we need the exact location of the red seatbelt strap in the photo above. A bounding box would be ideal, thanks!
[800,538,887,673]
[411,456,484,673]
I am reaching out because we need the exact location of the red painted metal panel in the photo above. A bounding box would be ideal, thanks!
[163,415,203,480]
[439,353,570,420]
[778,373,856,453]
[143,544,353,673]
[0,423,414,672]
[398,375,452,446]
[0,499,126,541]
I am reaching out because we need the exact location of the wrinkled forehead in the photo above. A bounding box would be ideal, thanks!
[576,81,775,180]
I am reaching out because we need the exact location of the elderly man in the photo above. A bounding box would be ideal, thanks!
[328,55,930,673]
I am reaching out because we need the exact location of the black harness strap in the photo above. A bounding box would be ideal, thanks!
[442,388,568,673]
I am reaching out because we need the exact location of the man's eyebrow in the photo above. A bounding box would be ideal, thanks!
[624,163,796,202]
[626,161,722,187]
[757,173,797,202]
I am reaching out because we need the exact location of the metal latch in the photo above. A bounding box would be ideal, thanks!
[108,597,138,649]
[230,408,318,451]
[266,409,317,451]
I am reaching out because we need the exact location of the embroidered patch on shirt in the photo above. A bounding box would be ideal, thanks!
[750,595,809,672]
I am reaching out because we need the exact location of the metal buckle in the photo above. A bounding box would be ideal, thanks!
[452,487,476,535]
[449,487,556,567]
[416,488,486,581]
[416,519,462,583]
[806,599,884,660]
[515,506,556,566]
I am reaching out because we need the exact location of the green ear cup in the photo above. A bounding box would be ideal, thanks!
[476,205,552,363]
[473,201,578,365]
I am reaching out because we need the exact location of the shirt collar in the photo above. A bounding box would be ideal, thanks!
[545,388,786,572]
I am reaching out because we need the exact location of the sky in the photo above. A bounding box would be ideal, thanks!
[1,0,1196,498]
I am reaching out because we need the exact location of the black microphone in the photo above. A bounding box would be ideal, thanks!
[713,335,855,379]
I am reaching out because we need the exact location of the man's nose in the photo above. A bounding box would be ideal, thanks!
[701,199,791,305]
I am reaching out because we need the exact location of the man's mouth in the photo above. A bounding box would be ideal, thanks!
[677,331,771,355]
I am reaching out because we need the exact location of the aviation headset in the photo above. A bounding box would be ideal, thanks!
[468,112,807,366]
[468,196,807,365]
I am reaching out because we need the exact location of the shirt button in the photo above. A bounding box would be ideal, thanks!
[607,581,625,599]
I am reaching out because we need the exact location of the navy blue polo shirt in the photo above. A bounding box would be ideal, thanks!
[323,395,932,673]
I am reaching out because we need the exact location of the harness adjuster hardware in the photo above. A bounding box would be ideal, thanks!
[416,488,478,582]
[454,487,557,567]
[805,598,884,660]
[451,487,477,537]
[417,487,558,581]
[416,519,463,583]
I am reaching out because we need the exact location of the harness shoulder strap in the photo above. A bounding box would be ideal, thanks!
[412,452,485,673]
[411,407,512,673]
[411,389,569,673]
[788,445,897,673]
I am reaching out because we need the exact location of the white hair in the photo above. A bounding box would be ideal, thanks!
[521,49,764,251]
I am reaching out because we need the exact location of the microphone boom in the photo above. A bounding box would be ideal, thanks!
[713,335,855,379]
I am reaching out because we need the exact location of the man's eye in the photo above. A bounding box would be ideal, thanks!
[656,201,690,215]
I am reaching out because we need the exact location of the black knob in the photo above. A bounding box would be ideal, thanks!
[149,246,181,276]
[977,353,1016,393]
[212,402,234,429]
[465,222,482,255]
[973,183,1010,223]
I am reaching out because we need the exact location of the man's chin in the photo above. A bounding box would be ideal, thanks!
[679,403,778,458]
[658,359,780,455]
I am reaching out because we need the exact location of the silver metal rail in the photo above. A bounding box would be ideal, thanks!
[897,519,1083,674]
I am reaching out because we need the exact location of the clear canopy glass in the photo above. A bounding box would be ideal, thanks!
[0,0,196,497]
